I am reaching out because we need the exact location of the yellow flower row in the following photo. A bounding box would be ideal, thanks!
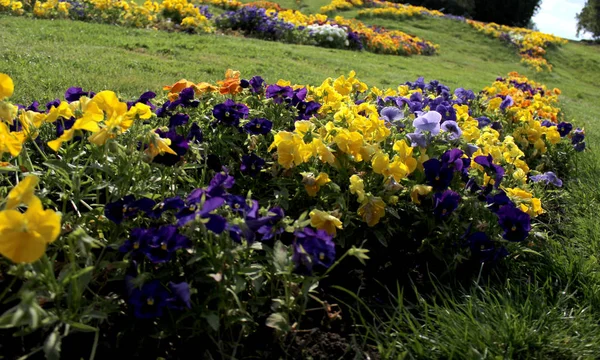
[1,0,214,33]
[466,20,567,72]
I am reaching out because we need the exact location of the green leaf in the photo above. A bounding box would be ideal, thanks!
[265,312,290,333]
[203,314,220,331]
[273,241,289,273]
[43,327,61,360]
[67,321,98,333]
[60,266,95,286]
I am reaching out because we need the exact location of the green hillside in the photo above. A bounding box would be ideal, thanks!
[1,1,600,357]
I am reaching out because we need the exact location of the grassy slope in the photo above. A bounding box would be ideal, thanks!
[2,6,600,358]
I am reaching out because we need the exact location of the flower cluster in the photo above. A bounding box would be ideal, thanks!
[0,0,214,34]
[0,69,583,357]
[320,0,444,17]
[466,20,567,72]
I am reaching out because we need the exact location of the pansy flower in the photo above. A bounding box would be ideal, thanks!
[249,76,265,93]
[127,91,156,110]
[169,113,189,128]
[433,190,460,218]
[152,129,189,166]
[423,159,454,191]
[240,153,265,176]
[474,155,505,188]
[557,122,572,137]
[466,232,509,263]
[440,120,462,140]
[413,111,442,135]
[243,118,272,135]
[496,204,531,242]
[145,225,191,263]
[119,228,152,256]
[105,196,156,224]
[406,132,427,148]
[187,123,203,144]
[127,279,170,319]
[292,227,336,272]
[266,84,294,104]
[167,87,199,110]
[65,87,96,103]
[530,171,563,187]
[212,99,249,127]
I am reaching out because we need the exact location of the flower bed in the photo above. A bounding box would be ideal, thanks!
[0,70,584,357]
[0,0,214,33]
[466,20,568,72]
[215,7,438,55]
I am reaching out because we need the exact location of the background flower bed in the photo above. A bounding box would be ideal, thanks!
[0,67,585,357]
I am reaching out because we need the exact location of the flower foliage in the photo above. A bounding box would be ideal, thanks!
[0,69,584,357]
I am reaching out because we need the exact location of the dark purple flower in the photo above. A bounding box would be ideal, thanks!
[169,113,189,128]
[423,159,454,190]
[441,148,469,173]
[243,118,272,135]
[466,232,509,263]
[485,190,512,213]
[574,142,586,152]
[296,101,321,120]
[55,117,76,137]
[465,144,479,157]
[490,121,503,131]
[105,195,156,224]
[46,99,61,111]
[476,116,491,128]
[266,84,294,104]
[249,76,265,93]
[474,155,505,188]
[290,87,308,106]
[127,91,156,110]
[433,190,460,218]
[176,196,227,232]
[226,195,253,215]
[530,172,563,187]
[540,120,554,127]
[246,206,285,242]
[128,279,170,319]
[212,99,249,127]
[153,129,189,166]
[292,227,336,272]
[119,228,152,255]
[557,122,572,137]
[206,170,235,197]
[145,225,192,263]
[25,101,43,113]
[406,132,427,148]
[240,153,265,176]
[500,95,514,111]
[150,196,186,218]
[496,205,531,242]
[168,87,199,110]
[187,123,203,144]
[441,120,462,140]
[571,128,585,144]
[240,79,250,88]
[167,282,192,310]
[65,87,95,103]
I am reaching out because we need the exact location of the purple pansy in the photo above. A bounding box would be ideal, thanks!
[292,227,336,272]
[243,118,273,135]
[212,99,249,127]
[496,205,531,242]
[240,153,265,177]
[266,84,294,104]
[474,155,505,188]
[530,172,563,187]
[413,111,442,135]
[440,120,462,140]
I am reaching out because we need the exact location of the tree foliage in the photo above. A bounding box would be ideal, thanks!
[401,0,542,27]
[577,0,600,39]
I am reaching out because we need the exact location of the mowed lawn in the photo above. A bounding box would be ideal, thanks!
[2,8,600,357]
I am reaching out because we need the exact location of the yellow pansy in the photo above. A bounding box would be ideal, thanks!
[0,73,14,100]
[0,122,25,157]
[349,175,365,202]
[145,131,177,159]
[0,196,61,264]
[0,101,17,125]
[302,172,331,197]
[5,175,39,210]
[357,196,386,227]
[309,209,343,236]
[410,185,432,204]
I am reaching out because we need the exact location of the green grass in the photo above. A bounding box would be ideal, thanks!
[2,7,600,358]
